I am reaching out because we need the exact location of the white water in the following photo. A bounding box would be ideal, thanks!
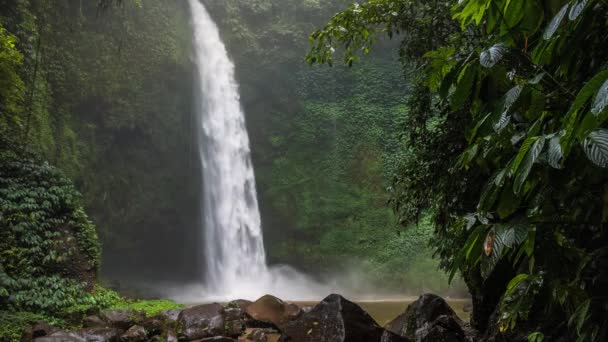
[188,0,330,301]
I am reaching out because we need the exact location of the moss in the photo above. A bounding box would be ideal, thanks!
[0,311,65,341]
[108,299,184,317]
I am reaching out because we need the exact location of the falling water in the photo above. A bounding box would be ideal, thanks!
[188,0,330,301]
[189,0,268,298]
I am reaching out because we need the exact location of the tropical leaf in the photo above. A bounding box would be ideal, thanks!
[451,64,477,110]
[503,85,524,113]
[591,79,608,115]
[528,72,546,85]
[568,0,589,21]
[505,274,530,297]
[547,135,563,169]
[568,299,590,335]
[514,137,545,194]
[481,222,530,279]
[543,3,569,40]
[511,137,538,175]
[569,69,608,116]
[494,111,511,132]
[497,186,521,219]
[582,129,608,168]
[528,332,545,342]
[480,43,506,68]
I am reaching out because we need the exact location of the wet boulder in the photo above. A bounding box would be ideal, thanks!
[120,325,147,341]
[177,303,225,340]
[22,321,58,341]
[385,294,465,342]
[100,310,145,330]
[280,294,389,342]
[84,315,107,328]
[245,295,301,330]
[228,299,253,312]
[77,327,124,342]
[158,309,182,322]
[34,331,85,342]
[237,328,281,342]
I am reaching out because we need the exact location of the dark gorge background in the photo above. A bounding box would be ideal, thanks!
[1,0,454,295]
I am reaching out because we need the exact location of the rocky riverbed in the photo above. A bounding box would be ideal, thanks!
[23,294,478,342]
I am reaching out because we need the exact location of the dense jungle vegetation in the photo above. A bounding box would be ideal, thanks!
[1,0,607,341]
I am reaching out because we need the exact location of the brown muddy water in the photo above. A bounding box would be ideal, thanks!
[294,298,471,326]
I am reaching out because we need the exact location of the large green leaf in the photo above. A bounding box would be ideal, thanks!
[591,80,608,115]
[547,135,563,169]
[568,299,590,335]
[568,0,589,21]
[451,63,477,110]
[480,43,506,68]
[497,186,521,219]
[568,69,608,116]
[481,222,530,279]
[543,3,569,40]
[514,137,545,194]
[511,137,538,175]
[582,129,608,168]
[503,85,524,113]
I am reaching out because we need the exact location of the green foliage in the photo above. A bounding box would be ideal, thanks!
[309,0,608,340]
[0,23,25,135]
[0,150,100,313]
[0,311,65,341]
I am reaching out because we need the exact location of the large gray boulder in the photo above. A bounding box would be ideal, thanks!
[280,294,406,342]
[100,310,145,330]
[34,331,85,342]
[77,327,124,342]
[385,294,466,342]
[245,295,301,330]
[120,325,147,342]
[177,303,225,340]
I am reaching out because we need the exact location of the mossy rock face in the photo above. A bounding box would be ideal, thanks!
[0,150,100,312]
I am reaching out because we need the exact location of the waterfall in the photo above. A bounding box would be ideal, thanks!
[188,0,329,301]
[189,0,268,298]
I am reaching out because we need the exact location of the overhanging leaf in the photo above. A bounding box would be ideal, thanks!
[514,137,545,194]
[547,135,563,169]
[591,79,608,115]
[480,43,506,68]
[582,129,608,168]
[481,222,530,279]
[494,111,511,132]
[503,85,523,113]
[568,0,589,21]
[543,4,569,40]
[511,137,538,175]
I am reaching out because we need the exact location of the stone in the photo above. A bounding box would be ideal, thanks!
[120,325,147,341]
[158,309,182,322]
[280,294,386,342]
[238,328,281,342]
[245,295,301,330]
[77,327,124,342]
[200,337,234,342]
[34,331,85,342]
[84,316,107,328]
[227,300,253,312]
[141,316,170,337]
[385,294,465,342]
[100,310,145,330]
[177,303,225,340]
[22,321,58,341]
[224,318,245,337]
